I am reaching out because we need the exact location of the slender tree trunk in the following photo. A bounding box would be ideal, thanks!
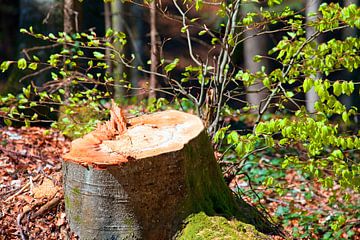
[305,0,320,113]
[242,4,268,113]
[129,3,145,95]
[104,1,112,73]
[149,0,157,99]
[63,0,75,34]
[111,0,124,100]
[63,0,76,104]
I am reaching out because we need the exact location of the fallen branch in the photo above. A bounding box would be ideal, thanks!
[31,192,63,219]
[5,175,41,202]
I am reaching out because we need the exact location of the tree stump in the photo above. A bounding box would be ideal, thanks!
[63,105,276,239]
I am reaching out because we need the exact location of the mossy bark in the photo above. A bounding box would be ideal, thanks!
[63,109,278,239]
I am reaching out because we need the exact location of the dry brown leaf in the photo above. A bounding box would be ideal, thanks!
[33,178,59,199]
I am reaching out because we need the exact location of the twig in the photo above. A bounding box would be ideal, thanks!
[31,193,62,219]
[5,175,41,202]
[208,0,241,135]
[17,208,31,240]
[253,30,321,132]
[172,0,202,66]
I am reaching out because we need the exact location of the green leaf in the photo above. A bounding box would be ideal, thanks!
[164,58,179,73]
[88,60,93,68]
[25,119,30,128]
[213,126,230,143]
[0,61,11,72]
[22,86,31,98]
[4,118,12,126]
[198,30,207,36]
[28,63,38,70]
[31,113,38,121]
[105,28,114,38]
[32,55,40,62]
[253,55,262,63]
[195,0,203,11]
[333,81,342,96]
[17,58,27,70]
[93,51,105,59]
[264,176,274,186]
[303,78,313,93]
[48,33,56,39]
[235,142,245,156]
[263,77,271,89]
[181,26,188,33]
[342,111,349,123]
[227,131,239,144]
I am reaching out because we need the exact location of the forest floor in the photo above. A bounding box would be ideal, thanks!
[0,126,359,239]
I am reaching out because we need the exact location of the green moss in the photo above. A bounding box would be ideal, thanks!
[181,132,277,235]
[183,133,243,220]
[64,195,71,209]
[74,215,82,224]
[71,187,81,195]
[124,217,135,226]
[176,212,270,240]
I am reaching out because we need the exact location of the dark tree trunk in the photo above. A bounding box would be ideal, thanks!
[149,0,157,99]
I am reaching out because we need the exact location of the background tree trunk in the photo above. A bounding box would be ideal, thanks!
[128,3,145,95]
[63,106,279,239]
[305,0,320,113]
[111,0,124,100]
[242,4,268,113]
[149,0,158,99]
[104,1,112,74]
[63,0,75,34]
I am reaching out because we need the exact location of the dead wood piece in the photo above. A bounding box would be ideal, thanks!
[31,193,62,219]
[5,175,41,203]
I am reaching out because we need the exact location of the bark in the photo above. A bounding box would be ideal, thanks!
[63,104,279,239]
[149,0,158,99]
[242,4,268,113]
[305,0,320,113]
[104,1,112,73]
[128,3,145,93]
[63,0,75,34]
[111,0,124,100]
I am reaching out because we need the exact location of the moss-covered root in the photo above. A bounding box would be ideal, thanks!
[176,212,271,240]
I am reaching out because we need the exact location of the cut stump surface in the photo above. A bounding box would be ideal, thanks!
[64,109,204,168]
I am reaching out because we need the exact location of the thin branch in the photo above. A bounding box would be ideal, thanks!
[172,0,202,66]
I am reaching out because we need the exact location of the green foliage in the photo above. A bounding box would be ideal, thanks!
[234,149,360,239]
[0,27,129,136]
